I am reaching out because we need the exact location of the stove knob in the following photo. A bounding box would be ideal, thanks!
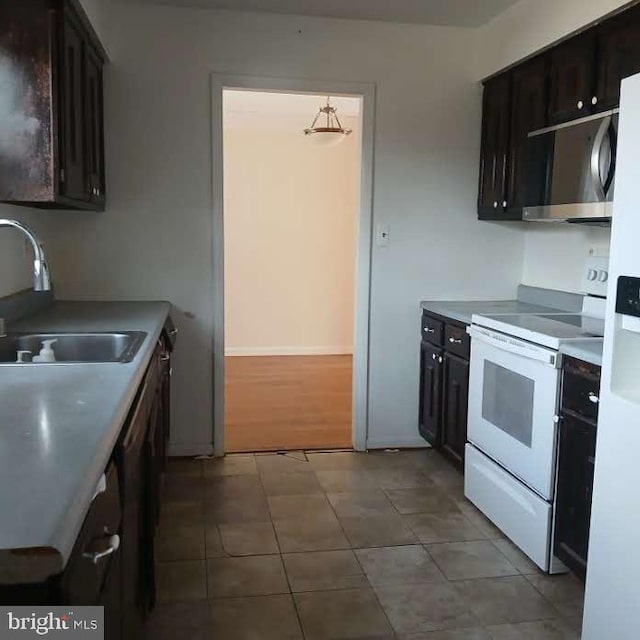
[598,270,609,283]
[587,269,598,281]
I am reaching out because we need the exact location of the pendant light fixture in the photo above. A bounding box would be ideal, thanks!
[303,97,352,145]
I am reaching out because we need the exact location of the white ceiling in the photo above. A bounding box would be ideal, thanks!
[124,0,521,27]
[223,91,361,118]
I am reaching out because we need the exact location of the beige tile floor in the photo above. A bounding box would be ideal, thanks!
[147,449,584,640]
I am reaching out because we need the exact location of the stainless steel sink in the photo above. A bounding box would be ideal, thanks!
[0,332,148,364]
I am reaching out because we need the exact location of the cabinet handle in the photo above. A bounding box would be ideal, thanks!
[588,392,599,404]
[493,201,498,209]
[160,354,170,362]
[438,356,443,363]
[592,96,598,106]
[82,533,120,565]
[449,337,463,345]
[423,327,435,334]
[431,353,437,361]
[577,100,584,110]
[169,328,178,336]
[502,200,507,209]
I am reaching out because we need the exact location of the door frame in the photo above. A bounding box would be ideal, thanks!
[211,73,376,456]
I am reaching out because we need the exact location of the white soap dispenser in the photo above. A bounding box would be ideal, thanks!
[33,339,57,363]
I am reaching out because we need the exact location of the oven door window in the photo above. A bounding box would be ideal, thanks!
[482,361,535,448]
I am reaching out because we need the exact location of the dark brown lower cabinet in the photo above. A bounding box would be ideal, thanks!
[0,464,123,639]
[419,340,443,447]
[442,354,469,463]
[117,340,171,637]
[554,412,597,582]
[419,311,470,467]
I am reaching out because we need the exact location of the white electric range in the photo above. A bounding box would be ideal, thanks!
[464,278,606,573]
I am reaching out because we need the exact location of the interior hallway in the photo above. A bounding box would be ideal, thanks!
[224,355,353,452]
[149,449,585,639]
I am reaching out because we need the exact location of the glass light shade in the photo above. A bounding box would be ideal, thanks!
[304,129,350,146]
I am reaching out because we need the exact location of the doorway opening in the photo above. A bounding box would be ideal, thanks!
[223,90,359,453]
[211,75,375,456]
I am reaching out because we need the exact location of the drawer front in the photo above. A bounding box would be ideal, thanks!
[561,357,601,422]
[421,313,444,346]
[62,463,122,604]
[444,324,470,359]
[465,444,551,571]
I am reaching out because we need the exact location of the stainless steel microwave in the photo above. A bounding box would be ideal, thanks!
[522,110,618,223]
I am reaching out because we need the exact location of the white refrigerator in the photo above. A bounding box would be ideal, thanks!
[583,73,640,638]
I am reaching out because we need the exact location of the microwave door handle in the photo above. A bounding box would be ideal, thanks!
[590,116,611,201]
[603,120,617,195]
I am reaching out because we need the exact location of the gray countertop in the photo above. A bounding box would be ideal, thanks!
[560,340,604,367]
[0,301,171,583]
[419,299,564,326]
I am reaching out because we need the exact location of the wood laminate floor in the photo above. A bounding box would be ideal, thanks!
[224,355,353,453]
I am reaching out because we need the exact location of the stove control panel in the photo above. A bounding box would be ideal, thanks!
[582,256,610,297]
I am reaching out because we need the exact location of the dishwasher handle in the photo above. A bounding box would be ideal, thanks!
[467,325,559,367]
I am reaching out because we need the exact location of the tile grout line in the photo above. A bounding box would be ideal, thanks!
[256,464,311,640]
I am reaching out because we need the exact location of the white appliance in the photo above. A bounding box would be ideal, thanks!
[465,296,605,573]
[583,73,640,640]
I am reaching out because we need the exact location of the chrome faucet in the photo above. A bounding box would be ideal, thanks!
[0,219,51,291]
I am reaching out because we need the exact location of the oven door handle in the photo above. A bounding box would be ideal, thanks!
[467,325,559,367]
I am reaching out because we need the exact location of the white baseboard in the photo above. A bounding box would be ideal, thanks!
[225,346,354,356]
[169,442,215,457]
[366,435,431,450]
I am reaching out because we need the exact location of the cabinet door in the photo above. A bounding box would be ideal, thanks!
[159,338,172,473]
[419,341,443,447]
[59,7,87,201]
[507,56,548,213]
[478,75,512,220]
[596,7,640,111]
[553,413,597,582]
[85,43,106,207]
[118,383,152,639]
[442,353,469,464]
[548,33,597,124]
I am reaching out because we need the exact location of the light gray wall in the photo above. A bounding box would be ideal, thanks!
[0,206,52,298]
[2,2,526,453]
[58,2,528,452]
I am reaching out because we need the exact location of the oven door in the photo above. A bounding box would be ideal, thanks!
[467,325,561,500]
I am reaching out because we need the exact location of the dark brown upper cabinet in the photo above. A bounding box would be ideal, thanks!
[506,56,548,214]
[477,75,515,220]
[548,33,598,124]
[596,5,640,111]
[478,3,640,220]
[0,0,107,211]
